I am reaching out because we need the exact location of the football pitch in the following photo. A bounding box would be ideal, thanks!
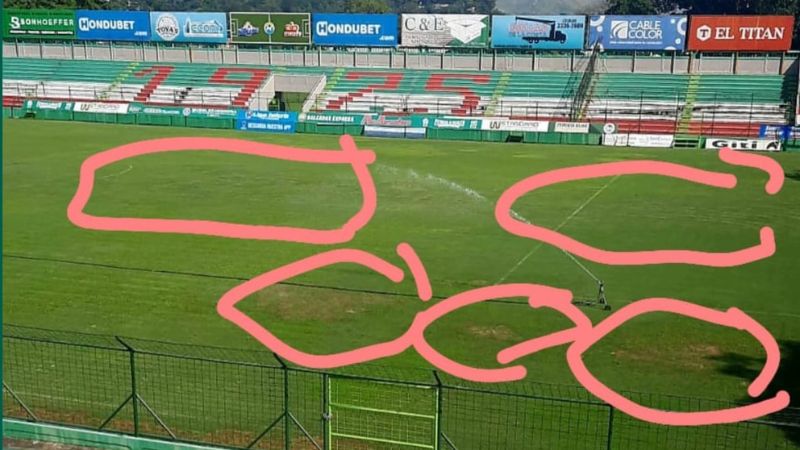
[4,119,800,408]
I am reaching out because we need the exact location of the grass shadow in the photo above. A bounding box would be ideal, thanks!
[785,171,800,182]
[710,340,800,447]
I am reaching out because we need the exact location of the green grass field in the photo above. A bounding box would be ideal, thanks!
[3,119,800,423]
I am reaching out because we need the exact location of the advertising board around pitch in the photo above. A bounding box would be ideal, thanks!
[76,10,150,41]
[705,137,782,152]
[150,12,227,43]
[491,16,585,50]
[588,15,687,50]
[73,102,130,114]
[401,14,489,48]
[688,15,794,51]
[230,12,311,45]
[236,110,298,133]
[313,14,397,47]
[481,118,549,132]
[554,122,591,134]
[3,9,75,39]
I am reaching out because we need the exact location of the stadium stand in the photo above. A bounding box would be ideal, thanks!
[2,58,271,109]
[587,72,794,136]
[3,56,795,136]
[315,69,499,116]
[490,72,579,119]
[314,70,581,118]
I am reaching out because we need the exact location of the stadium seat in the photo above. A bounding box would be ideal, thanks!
[2,58,273,110]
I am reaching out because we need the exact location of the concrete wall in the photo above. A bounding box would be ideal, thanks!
[4,41,798,76]
[273,74,325,92]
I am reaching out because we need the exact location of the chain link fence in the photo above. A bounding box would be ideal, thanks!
[3,324,799,450]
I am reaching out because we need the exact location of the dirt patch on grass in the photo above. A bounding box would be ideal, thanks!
[612,344,722,371]
[467,325,519,342]
[247,284,411,323]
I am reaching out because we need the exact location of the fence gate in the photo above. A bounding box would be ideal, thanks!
[326,375,439,450]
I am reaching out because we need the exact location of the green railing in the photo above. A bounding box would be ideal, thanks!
[3,325,799,450]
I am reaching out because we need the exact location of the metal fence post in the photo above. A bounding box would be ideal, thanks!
[606,405,614,450]
[323,373,330,450]
[433,371,443,450]
[273,353,291,450]
[115,336,139,436]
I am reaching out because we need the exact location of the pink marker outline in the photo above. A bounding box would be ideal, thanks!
[564,298,789,426]
[409,284,584,383]
[396,243,433,301]
[216,248,414,368]
[67,136,377,244]
[217,244,594,384]
[495,149,781,266]
[718,148,784,195]
[66,138,790,427]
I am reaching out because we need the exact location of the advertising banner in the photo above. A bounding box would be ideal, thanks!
[759,124,790,140]
[401,14,489,48]
[603,133,674,147]
[705,138,782,152]
[364,125,426,139]
[758,124,800,141]
[236,110,298,133]
[588,15,686,50]
[312,14,397,47]
[24,100,73,111]
[230,12,310,45]
[128,104,237,118]
[363,114,432,128]
[3,9,75,39]
[481,118,549,132]
[628,134,674,147]
[554,122,591,134]
[430,117,481,130]
[491,15,585,50]
[300,112,366,124]
[688,15,794,52]
[76,10,150,41]
[602,134,628,146]
[73,102,129,114]
[150,12,227,43]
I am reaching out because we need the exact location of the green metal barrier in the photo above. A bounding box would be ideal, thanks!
[4,419,225,450]
[785,140,800,152]
[327,376,439,450]
[7,105,723,151]
[5,324,798,450]
[186,117,235,129]
[299,122,364,136]
[426,129,482,141]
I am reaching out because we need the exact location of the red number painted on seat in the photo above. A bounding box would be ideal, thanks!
[133,66,175,103]
[208,67,270,108]
[425,73,491,116]
[325,71,404,112]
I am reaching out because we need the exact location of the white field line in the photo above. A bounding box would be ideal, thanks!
[99,164,134,180]
[497,175,619,283]
[610,302,800,320]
